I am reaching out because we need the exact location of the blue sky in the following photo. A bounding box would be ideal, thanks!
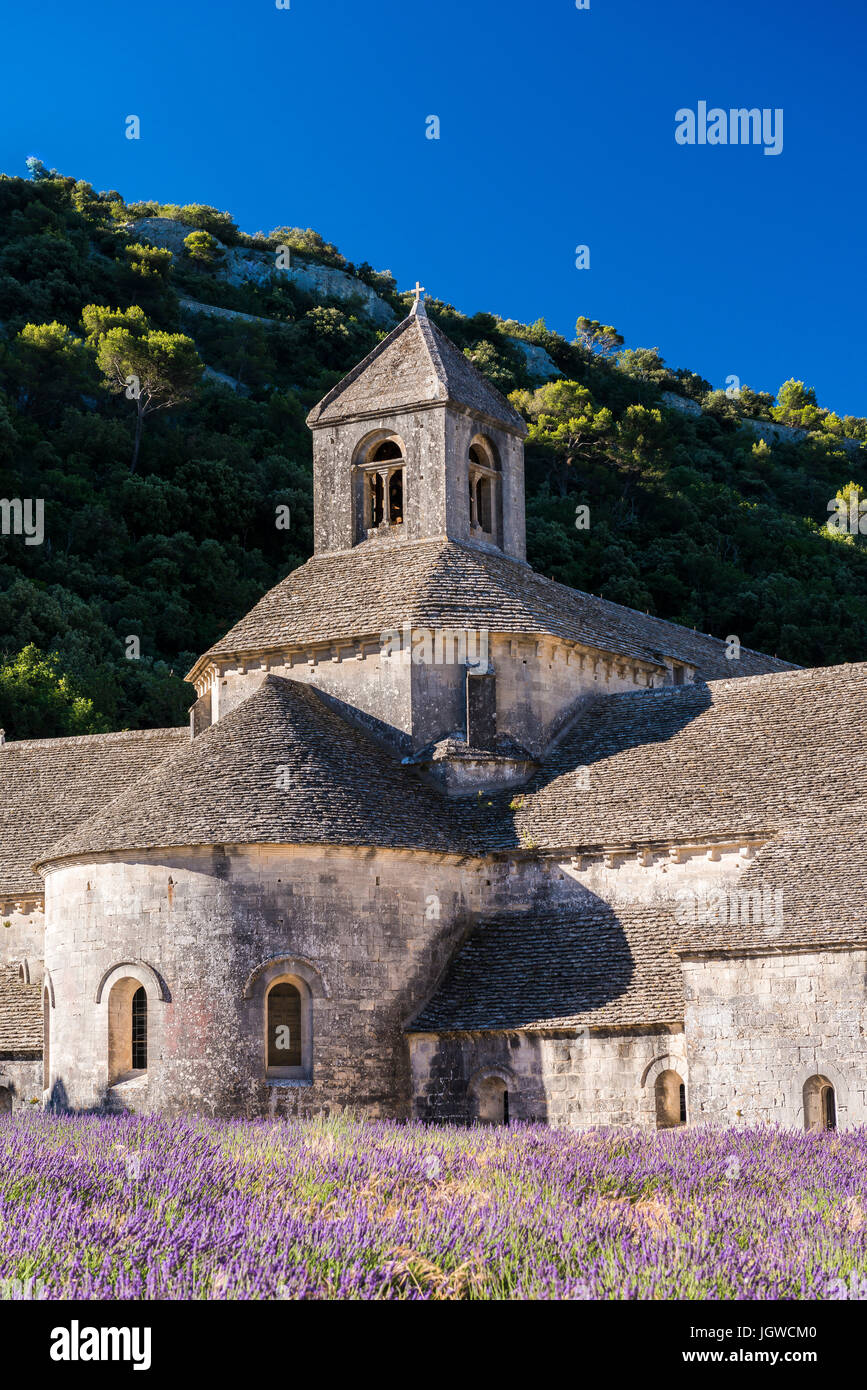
[2,0,865,413]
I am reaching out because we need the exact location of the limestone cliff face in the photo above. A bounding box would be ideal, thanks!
[126,217,397,327]
[506,338,562,382]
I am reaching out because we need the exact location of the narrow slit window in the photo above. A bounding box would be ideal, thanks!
[389,470,404,524]
[476,476,492,532]
[131,987,147,1071]
[268,982,302,1067]
[369,472,384,527]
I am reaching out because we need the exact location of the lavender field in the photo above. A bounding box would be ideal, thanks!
[0,1113,864,1300]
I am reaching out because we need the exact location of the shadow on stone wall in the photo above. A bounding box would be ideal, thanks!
[408,883,680,1124]
[46,1077,145,1116]
[410,898,646,1032]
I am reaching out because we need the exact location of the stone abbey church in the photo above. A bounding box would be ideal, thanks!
[1,295,864,1134]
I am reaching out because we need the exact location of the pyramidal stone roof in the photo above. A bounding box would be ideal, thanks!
[0,727,188,896]
[306,299,528,433]
[409,905,683,1032]
[35,662,862,871]
[37,677,467,867]
[476,661,867,853]
[193,536,794,682]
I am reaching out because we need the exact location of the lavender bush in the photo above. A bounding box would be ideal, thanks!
[0,1113,864,1299]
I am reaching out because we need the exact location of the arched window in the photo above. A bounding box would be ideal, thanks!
[655,1069,687,1129]
[467,436,500,541]
[265,977,311,1080]
[372,439,402,463]
[108,977,148,1083]
[132,987,147,1071]
[267,982,302,1068]
[358,436,406,535]
[0,1087,11,1115]
[804,1075,836,1132]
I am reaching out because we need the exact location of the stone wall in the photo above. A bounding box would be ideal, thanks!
[409,1027,687,1128]
[310,406,527,561]
[0,1060,42,1112]
[197,633,665,772]
[42,843,503,1118]
[43,828,840,1128]
[558,839,762,910]
[682,947,867,1128]
[442,408,526,561]
[312,409,446,555]
[0,899,44,970]
[491,636,661,757]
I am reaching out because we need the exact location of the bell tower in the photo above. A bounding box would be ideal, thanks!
[306,290,528,560]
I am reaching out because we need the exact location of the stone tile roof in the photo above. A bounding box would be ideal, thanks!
[0,728,188,896]
[677,807,867,954]
[480,662,867,853]
[38,677,468,864]
[195,537,793,681]
[28,661,863,877]
[306,304,528,433]
[0,966,42,1054]
[409,905,683,1032]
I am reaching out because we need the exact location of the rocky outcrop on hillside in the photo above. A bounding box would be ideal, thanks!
[507,339,562,381]
[126,218,397,327]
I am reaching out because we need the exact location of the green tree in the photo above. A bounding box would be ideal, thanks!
[574,317,624,358]
[0,644,108,739]
[616,404,667,471]
[183,230,225,266]
[266,226,346,269]
[12,320,90,421]
[25,157,56,181]
[123,242,173,279]
[616,347,674,387]
[511,380,614,496]
[177,204,238,244]
[91,311,202,471]
[81,303,149,345]
[773,380,827,431]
